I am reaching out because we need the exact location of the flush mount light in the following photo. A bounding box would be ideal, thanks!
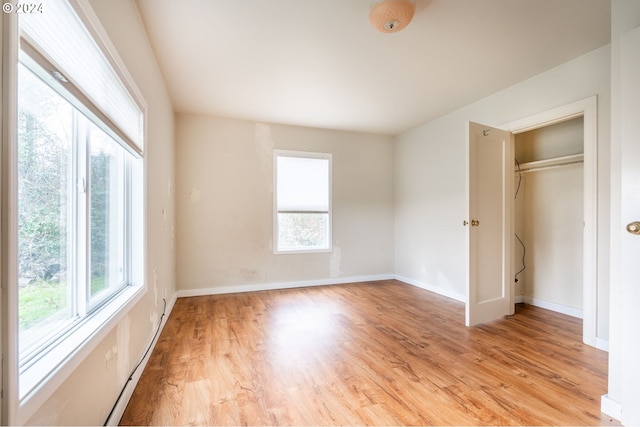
[369,0,416,33]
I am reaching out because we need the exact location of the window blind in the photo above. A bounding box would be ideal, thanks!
[277,156,329,212]
[20,0,144,153]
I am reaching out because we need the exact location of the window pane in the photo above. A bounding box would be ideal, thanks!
[18,64,75,358]
[277,156,329,212]
[89,123,126,304]
[278,213,329,251]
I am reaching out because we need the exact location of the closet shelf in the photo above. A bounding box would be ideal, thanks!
[515,153,584,174]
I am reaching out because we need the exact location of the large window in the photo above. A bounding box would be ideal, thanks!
[18,62,134,362]
[274,151,332,253]
[9,0,145,405]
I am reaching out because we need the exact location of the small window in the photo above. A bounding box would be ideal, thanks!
[274,151,332,253]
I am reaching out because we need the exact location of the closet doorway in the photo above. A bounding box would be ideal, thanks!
[502,96,598,348]
[513,117,584,318]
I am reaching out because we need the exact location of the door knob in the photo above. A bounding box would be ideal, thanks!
[626,221,640,235]
[471,219,480,227]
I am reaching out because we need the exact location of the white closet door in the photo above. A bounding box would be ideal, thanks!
[466,122,513,326]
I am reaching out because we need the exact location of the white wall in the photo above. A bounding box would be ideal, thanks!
[175,115,394,294]
[394,45,611,339]
[21,0,176,424]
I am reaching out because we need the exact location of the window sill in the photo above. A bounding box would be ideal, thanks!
[274,247,333,255]
[17,284,145,425]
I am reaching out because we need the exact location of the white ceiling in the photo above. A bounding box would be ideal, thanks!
[135,0,610,136]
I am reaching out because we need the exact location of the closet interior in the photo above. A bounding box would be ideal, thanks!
[513,116,584,317]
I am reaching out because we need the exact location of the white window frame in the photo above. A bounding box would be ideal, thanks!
[273,150,332,254]
[1,1,147,424]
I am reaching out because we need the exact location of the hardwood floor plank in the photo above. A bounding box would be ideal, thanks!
[120,280,617,426]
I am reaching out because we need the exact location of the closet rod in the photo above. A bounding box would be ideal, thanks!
[515,153,584,174]
[516,159,583,174]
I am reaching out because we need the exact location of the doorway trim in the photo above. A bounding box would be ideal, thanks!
[501,95,598,349]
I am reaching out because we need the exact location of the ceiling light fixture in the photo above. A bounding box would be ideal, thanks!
[369,0,416,34]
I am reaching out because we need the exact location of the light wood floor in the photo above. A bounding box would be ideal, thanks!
[120,280,617,426]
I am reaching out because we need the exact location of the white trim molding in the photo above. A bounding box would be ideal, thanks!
[394,275,466,303]
[176,274,395,298]
[522,296,583,319]
[2,9,20,426]
[601,394,622,421]
[176,275,467,304]
[595,337,609,352]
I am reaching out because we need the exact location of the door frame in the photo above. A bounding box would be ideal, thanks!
[501,95,598,348]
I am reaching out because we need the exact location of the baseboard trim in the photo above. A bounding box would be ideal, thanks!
[601,394,622,421]
[519,296,608,352]
[522,296,583,319]
[394,275,466,303]
[595,337,609,352]
[105,292,178,426]
[176,274,396,298]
